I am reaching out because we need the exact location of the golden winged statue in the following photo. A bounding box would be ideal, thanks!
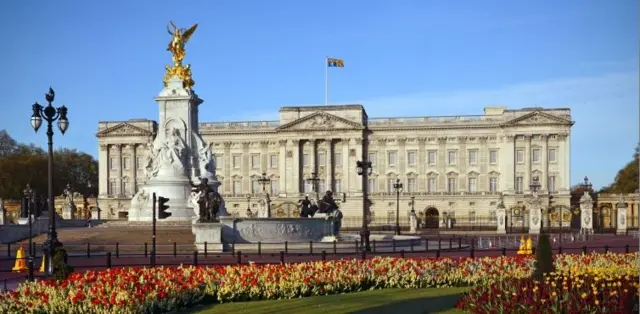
[164,21,198,89]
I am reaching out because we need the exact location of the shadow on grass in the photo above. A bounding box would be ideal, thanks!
[349,293,465,314]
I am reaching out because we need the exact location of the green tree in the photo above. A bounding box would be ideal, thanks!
[0,130,98,199]
[600,144,639,194]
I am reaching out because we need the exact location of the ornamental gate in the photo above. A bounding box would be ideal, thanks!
[272,201,300,218]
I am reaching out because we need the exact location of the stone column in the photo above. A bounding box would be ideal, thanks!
[523,135,531,193]
[417,138,426,191]
[325,139,333,191]
[310,139,317,174]
[291,139,301,193]
[278,140,287,195]
[398,137,407,184]
[496,203,506,234]
[223,142,232,194]
[617,198,628,235]
[499,135,516,193]
[260,141,269,173]
[131,144,137,193]
[437,137,447,192]
[355,138,363,192]
[562,133,571,192]
[117,144,123,196]
[242,141,250,193]
[541,134,549,191]
[457,137,467,192]
[341,138,350,193]
[99,144,109,196]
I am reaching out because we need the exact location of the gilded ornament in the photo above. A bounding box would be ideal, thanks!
[164,21,198,89]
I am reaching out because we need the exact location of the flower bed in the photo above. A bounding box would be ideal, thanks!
[457,253,640,313]
[0,253,636,313]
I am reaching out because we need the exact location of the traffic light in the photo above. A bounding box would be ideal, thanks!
[158,196,172,219]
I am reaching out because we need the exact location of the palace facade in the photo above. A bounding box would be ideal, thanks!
[96,104,573,226]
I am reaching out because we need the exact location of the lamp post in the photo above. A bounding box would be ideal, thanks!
[306,172,320,194]
[257,172,271,194]
[356,160,373,251]
[245,194,253,217]
[393,179,403,235]
[23,184,34,281]
[30,87,69,275]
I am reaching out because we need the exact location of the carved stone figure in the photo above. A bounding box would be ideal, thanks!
[257,194,271,218]
[63,183,75,206]
[409,210,417,233]
[143,142,159,179]
[191,178,221,222]
[317,190,339,214]
[198,141,214,176]
[299,196,313,217]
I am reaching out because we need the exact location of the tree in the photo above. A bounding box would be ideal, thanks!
[600,144,639,194]
[0,130,98,200]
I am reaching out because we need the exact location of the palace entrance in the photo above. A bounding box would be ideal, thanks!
[272,201,300,218]
[423,207,439,229]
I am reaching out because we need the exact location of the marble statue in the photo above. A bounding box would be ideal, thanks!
[409,210,417,233]
[143,142,159,180]
[62,183,77,220]
[257,194,271,218]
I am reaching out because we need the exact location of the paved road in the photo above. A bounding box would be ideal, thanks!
[1,235,637,292]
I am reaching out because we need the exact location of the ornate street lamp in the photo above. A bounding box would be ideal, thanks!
[581,176,593,191]
[257,172,271,195]
[393,179,403,235]
[306,172,320,193]
[30,87,69,275]
[23,184,35,281]
[356,159,373,251]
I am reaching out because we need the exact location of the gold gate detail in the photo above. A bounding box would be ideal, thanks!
[272,201,300,218]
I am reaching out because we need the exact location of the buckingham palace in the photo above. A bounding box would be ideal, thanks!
[95,104,573,227]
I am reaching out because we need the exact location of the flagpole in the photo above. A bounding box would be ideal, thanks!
[325,56,329,106]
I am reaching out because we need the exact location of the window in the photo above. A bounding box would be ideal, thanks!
[109,157,117,169]
[304,181,312,193]
[387,151,397,167]
[548,148,557,162]
[334,179,342,193]
[387,179,396,193]
[427,177,436,192]
[317,151,326,166]
[302,153,310,166]
[407,151,416,166]
[489,177,498,193]
[368,152,377,166]
[251,180,260,194]
[548,175,556,192]
[123,157,130,170]
[468,151,477,165]
[232,155,241,169]
[334,152,342,166]
[269,155,278,168]
[469,211,476,223]
[516,150,524,163]
[367,179,376,193]
[232,181,241,194]
[318,180,326,193]
[489,150,498,164]
[515,176,524,193]
[109,181,117,195]
[428,151,436,165]
[270,180,278,195]
[137,157,143,170]
[387,211,395,224]
[468,178,477,192]
[489,210,497,223]
[447,178,457,193]
[532,149,540,163]
[123,181,131,195]
[448,151,456,165]
[215,155,223,169]
[251,155,260,169]
[407,178,416,193]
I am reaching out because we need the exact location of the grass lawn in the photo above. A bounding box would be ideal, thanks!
[188,287,469,314]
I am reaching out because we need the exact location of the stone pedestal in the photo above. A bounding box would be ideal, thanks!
[0,200,6,225]
[17,215,35,225]
[579,191,594,234]
[496,207,506,234]
[528,207,541,235]
[220,217,334,244]
[192,222,224,252]
[91,207,101,220]
[617,200,628,235]
[62,203,76,220]
[409,211,417,234]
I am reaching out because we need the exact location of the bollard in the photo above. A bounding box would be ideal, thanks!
[322,250,327,261]
[582,246,587,254]
[604,245,609,253]
[258,242,262,256]
[532,247,536,255]
[280,251,285,264]
[87,243,91,258]
[436,249,440,258]
[400,250,405,258]
[236,251,242,265]
[410,240,414,252]
[309,241,313,255]
[425,239,429,252]
[285,241,288,254]
[558,247,563,254]
[232,242,236,256]
[106,252,112,269]
[144,243,148,257]
[470,247,475,259]
[204,242,208,257]
[333,240,337,255]
[173,242,177,257]
[3,279,6,292]
[458,238,462,250]
[438,238,442,250]
[392,239,396,253]
[361,250,366,260]
[449,238,453,250]
[625,244,630,253]
[355,240,359,253]
[502,247,507,256]
[373,240,377,253]
[6,244,9,258]
[193,251,198,267]
[116,243,120,258]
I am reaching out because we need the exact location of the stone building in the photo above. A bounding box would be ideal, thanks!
[96,104,573,228]
[594,192,639,230]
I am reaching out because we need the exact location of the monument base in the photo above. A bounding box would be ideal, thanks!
[129,178,196,222]
[220,217,335,244]
[192,222,224,252]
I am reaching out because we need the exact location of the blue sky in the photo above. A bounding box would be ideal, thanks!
[0,0,637,189]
